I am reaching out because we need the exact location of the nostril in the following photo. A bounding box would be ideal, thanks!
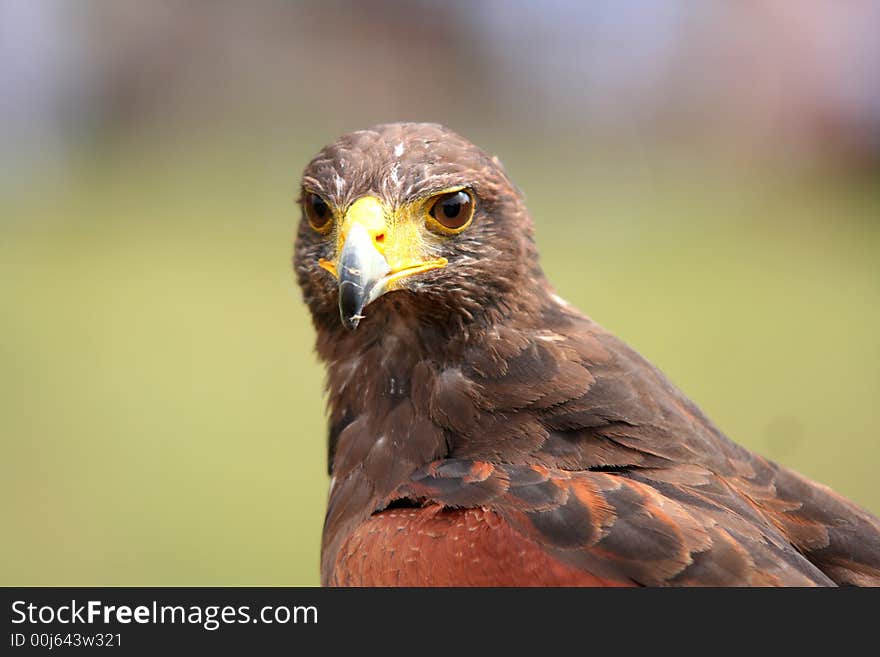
[375,232,385,244]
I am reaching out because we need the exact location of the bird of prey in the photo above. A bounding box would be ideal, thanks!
[293,122,880,586]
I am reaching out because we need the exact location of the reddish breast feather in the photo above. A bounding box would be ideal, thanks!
[330,505,634,587]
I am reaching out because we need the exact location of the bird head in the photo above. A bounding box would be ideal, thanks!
[294,123,543,333]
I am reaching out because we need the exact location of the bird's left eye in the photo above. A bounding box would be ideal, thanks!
[304,193,333,231]
[427,190,474,233]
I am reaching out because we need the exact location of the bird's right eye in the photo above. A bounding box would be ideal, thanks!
[304,193,333,231]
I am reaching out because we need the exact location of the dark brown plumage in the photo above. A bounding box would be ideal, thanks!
[293,122,880,586]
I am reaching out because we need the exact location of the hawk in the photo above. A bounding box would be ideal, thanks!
[293,123,880,586]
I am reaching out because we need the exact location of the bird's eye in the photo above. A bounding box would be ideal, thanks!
[304,193,333,231]
[428,190,474,233]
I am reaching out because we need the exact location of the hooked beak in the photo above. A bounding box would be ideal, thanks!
[335,222,391,329]
[318,196,446,330]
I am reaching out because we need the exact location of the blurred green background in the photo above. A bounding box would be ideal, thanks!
[2,1,879,585]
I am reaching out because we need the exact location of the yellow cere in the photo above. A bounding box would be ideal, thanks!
[338,196,387,254]
[319,194,448,288]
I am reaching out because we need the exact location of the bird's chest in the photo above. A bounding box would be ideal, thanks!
[328,504,628,587]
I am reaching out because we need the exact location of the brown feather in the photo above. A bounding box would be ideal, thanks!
[293,123,880,586]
